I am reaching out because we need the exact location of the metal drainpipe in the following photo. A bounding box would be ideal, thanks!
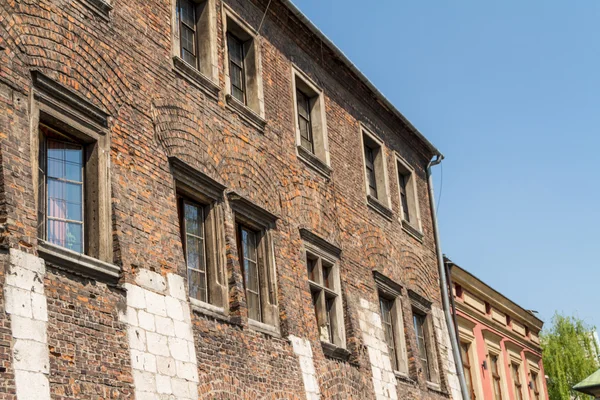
[427,155,470,400]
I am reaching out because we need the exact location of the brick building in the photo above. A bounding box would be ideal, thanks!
[448,260,548,400]
[0,0,463,399]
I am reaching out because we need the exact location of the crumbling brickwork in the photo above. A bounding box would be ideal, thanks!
[0,0,461,399]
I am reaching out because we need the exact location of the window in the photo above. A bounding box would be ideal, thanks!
[300,228,346,355]
[306,252,341,345]
[396,155,422,237]
[223,6,265,122]
[461,342,476,400]
[297,89,313,153]
[39,126,85,254]
[172,0,218,89]
[229,192,278,329]
[364,142,378,198]
[178,0,198,67]
[380,297,398,371]
[172,156,228,310]
[360,127,392,217]
[490,353,503,400]
[292,67,330,173]
[410,291,439,384]
[398,173,409,221]
[413,312,431,381]
[530,371,540,400]
[179,199,208,302]
[511,363,523,400]
[32,71,116,282]
[227,32,246,104]
[374,272,409,374]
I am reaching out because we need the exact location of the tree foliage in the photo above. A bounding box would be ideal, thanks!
[541,313,599,400]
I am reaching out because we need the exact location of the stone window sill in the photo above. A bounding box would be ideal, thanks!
[173,56,220,100]
[321,341,351,362]
[248,319,280,338]
[297,146,332,179]
[189,297,229,320]
[79,0,112,21]
[38,240,120,283]
[367,195,393,221]
[394,371,416,385]
[426,381,445,394]
[401,220,424,242]
[225,94,266,132]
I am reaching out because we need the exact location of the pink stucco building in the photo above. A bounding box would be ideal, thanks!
[447,259,548,400]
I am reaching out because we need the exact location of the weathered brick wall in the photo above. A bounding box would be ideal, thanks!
[45,268,134,399]
[0,0,458,398]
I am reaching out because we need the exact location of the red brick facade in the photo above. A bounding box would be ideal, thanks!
[0,0,460,399]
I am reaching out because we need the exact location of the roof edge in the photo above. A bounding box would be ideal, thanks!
[446,257,545,329]
[279,0,443,158]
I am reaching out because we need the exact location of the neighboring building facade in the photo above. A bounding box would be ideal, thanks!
[0,0,463,399]
[448,260,548,400]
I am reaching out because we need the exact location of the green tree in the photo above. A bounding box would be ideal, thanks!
[541,313,599,400]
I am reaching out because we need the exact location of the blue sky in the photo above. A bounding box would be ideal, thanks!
[292,0,600,332]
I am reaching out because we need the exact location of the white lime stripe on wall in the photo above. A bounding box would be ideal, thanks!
[120,270,199,400]
[4,249,51,400]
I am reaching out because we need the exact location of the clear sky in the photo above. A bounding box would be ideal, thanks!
[292,0,600,331]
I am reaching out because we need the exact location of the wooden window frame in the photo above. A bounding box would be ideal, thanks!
[31,72,117,282]
[171,0,220,97]
[291,65,330,174]
[222,4,265,119]
[511,363,524,400]
[228,192,279,331]
[409,291,440,385]
[490,352,503,400]
[395,153,423,239]
[300,228,348,359]
[227,32,247,104]
[374,271,409,375]
[171,157,228,311]
[38,127,87,255]
[177,0,199,68]
[461,341,477,400]
[360,125,392,217]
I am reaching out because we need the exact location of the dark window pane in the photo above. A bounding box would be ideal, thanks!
[380,297,397,371]
[239,226,261,321]
[322,265,332,289]
[188,268,207,303]
[179,0,195,26]
[227,33,246,103]
[44,137,85,254]
[307,256,318,282]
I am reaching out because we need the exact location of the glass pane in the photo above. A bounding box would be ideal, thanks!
[245,260,258,292]
[180,0,195,26]
[322,266,332,289]
[181,26,195,53]
[64,144,81,163]
[184,203,202,236]
[297,90,310,119]
[47,219,66,248]
[186,236,205,271]
[66,182,82,205]
[247,291,260,321]
[306,257,317,282]
[65,161,82,182]
[48,181,66,219]
[230,64,243,89]
[65,223,82,253]
[227,34,244,64]
[48,158,64,179]
[188,268,207,303]
[232,86,244,103]
[67,202,83,221]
